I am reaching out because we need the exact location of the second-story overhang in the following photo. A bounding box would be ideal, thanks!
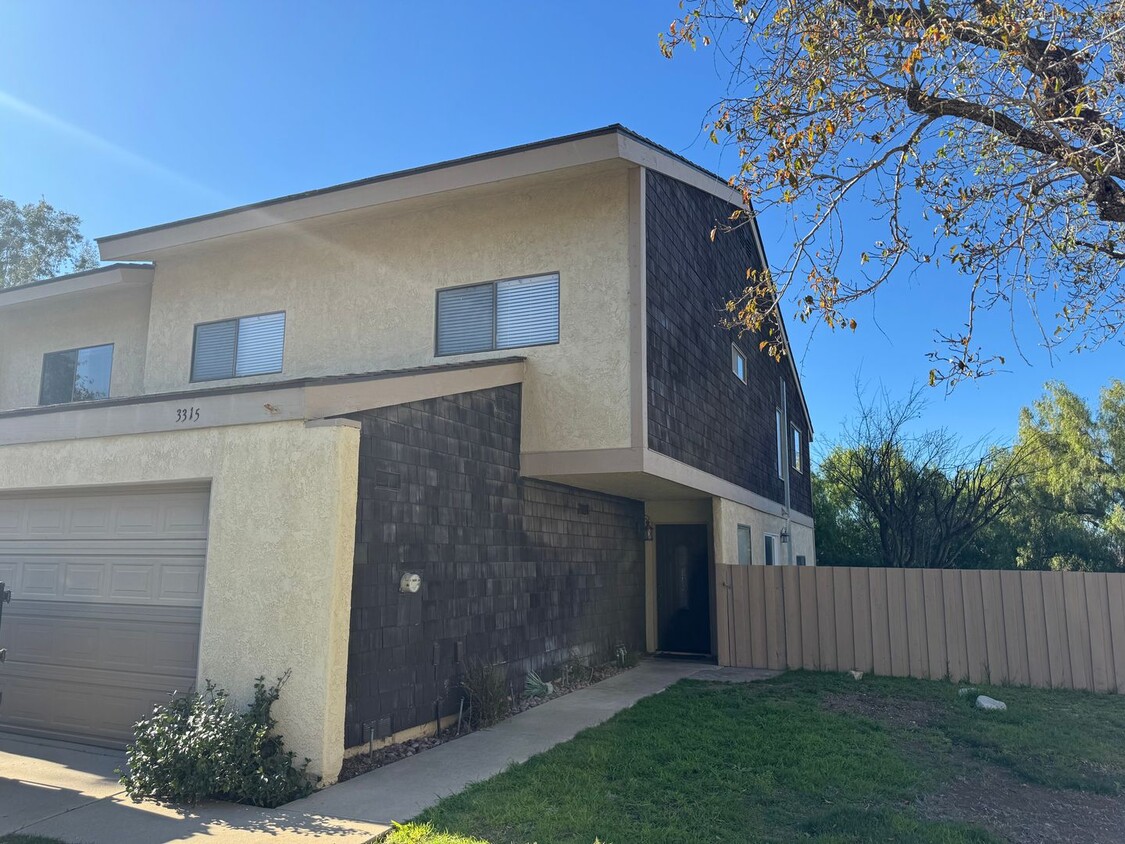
[0,263,154,311]
[97,126,743,262]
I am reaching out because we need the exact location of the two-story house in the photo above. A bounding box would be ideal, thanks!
[0,126,814,784]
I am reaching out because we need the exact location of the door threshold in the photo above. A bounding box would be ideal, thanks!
[653,651,716,663]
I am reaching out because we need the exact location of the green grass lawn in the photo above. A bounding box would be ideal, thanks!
[382,671,1125,844]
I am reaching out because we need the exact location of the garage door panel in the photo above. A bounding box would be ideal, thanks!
[65,563,105,597]
[0,490,209,541]
[0,669,188,746]
[20,562,61,597]
[0,553,205,605]
[111,564,155,599]
[158,565,205,602]
[27,504,66,533]
[0,486,207,747]
[163,502,210,534]
[4,604,200,676]
[0,506,19,534]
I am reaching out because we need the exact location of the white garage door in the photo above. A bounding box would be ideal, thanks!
[0,486,209,746]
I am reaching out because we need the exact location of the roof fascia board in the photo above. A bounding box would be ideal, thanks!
[98,133,625,261]
[743,206,815,439]
[0,264,153,310]
[0,359,526,446]
[615,134,742,206]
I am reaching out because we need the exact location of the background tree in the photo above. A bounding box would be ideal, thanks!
[0,196,99,289]
[817,387,1027,567]
[661,0,1125,385]
[811,469,880,565]
[1011,379,1125,569]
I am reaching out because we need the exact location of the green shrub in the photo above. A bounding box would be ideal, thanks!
[461,662,509,728]
[119,673,314,808]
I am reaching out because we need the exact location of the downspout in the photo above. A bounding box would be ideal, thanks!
[781,377,794,566]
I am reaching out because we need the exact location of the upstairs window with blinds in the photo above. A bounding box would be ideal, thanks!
[436,273,559,356]
[191,311,285,382]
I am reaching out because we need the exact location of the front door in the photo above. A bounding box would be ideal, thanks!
[656,524,711,655]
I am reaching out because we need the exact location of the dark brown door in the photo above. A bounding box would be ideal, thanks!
[656,524,711,655]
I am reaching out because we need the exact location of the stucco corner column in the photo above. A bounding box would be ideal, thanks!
[196,418,360,786]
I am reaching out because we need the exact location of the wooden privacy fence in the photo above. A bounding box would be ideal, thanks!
[716,565,1125,693]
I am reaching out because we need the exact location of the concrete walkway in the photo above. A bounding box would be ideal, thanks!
[295,658,706,831]
[0,659,729,843]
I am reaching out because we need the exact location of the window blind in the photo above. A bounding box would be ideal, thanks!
[436,283,495,356]
[436,273,559,356]
[191,312,284,382]
[191,320,238,381]
[235,312,285,376]
[495,275,559,349]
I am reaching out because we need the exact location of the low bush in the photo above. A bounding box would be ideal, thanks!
[119,673,314,808]
[461,662,509,728]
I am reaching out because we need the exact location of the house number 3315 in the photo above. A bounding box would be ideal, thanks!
[175,407,201,423]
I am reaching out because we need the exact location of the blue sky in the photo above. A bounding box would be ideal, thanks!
[1,1,1119,453]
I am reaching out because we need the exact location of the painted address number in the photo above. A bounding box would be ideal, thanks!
[175,407,201,423]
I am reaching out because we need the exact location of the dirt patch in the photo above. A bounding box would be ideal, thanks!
[824,691,1125,841]
[339,658,635,782]
[917,761,1125,844]
[821,691,943,730]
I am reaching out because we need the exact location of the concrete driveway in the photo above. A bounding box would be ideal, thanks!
[0,734,124,836]
[0,733,384,843]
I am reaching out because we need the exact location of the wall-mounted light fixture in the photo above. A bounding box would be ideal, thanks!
[780,527,791,544]
[643,516,654,542]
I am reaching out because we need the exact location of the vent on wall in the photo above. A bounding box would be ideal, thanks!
[374,470,401,490]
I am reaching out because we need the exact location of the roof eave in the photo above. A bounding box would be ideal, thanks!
[0,263,154,310]
[97,126,741,261]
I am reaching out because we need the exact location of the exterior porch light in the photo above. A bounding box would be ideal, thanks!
[780,527,790,544]
[643,515,654,542]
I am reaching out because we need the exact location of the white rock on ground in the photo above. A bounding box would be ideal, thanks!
[975,694,1008,711]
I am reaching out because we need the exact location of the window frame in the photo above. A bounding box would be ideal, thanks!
[764,533,778,566]
[434,272,561,357]
[38,342,115,406]
[775,409,785,480]
[737,524,753,566]
[190,310,286,383]
[731,343,747,383]
[790,423,804,473]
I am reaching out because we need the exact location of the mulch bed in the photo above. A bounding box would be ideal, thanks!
[338,659,636,782]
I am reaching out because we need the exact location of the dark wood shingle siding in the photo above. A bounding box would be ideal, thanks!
[343,385,645,748]
[645,169,813,516]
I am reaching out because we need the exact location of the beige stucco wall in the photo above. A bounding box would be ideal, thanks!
[0,419,359,783]
[712,496,816,568]
[0,284,151,411]
[140,169,634,452]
